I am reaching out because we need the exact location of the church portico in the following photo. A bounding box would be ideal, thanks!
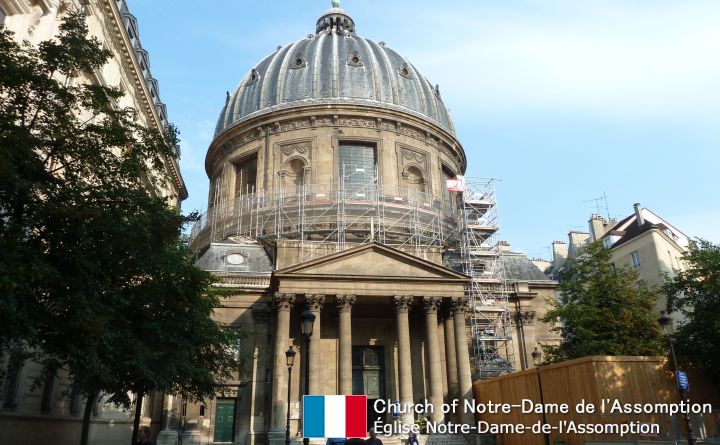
[262,243,473,444]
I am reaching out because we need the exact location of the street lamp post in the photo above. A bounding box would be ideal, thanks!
[301,309,316,445]
[531,348,551,445]
[285,347,296,445]
[658,312,696,445]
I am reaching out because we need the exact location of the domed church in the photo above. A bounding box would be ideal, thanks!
[160,3,556,445]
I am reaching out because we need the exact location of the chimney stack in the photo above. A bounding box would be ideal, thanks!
[588,214,608,242]
[634,203,645,227]
[551,241,567,270]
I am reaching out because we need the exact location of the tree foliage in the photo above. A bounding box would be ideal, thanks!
[542,241,664,362]
[0,13,242,444]
[663,239,720,383]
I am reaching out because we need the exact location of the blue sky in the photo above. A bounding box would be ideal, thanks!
[127,0,719,259]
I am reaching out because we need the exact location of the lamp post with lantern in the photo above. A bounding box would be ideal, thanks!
[300,309,316,445]
[285,347,296,445]
[658,311,696,445]
[531,348,551,445]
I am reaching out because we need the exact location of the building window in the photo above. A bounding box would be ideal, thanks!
[631,251,640,270]
[2,353,24,409]
[234,154,258,197]
[40,367,58,413]
[339,143,376,195]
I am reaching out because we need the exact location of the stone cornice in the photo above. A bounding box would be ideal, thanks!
[100,0,187,200]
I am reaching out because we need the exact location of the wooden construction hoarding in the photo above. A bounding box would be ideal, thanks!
[472,356,720,445]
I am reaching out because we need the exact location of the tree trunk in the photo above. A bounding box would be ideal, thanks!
[131,393,144,445]
[80,394,95,445]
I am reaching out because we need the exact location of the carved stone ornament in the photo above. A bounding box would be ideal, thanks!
[273,292,295,311]
[422,296,442,313]
[347,50,363,67]
[393,295,413,313]
[400,147,428,173]
[280,142,311,157]
[335,294,357,313]
[247,69,260,86]
[398,63,412,79]
[291,54,307,70]
[514,310,536,326]
[305,294,326,312]
[449,297,470,315]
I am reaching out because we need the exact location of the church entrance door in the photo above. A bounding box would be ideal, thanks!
[213,399,236,442]
[352,346,385,432]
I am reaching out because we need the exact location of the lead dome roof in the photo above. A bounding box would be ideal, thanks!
[214,4,455,137]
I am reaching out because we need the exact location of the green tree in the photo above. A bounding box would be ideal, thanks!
[662,239,720,383]
[542,241,664,362]
[0,13,242,445]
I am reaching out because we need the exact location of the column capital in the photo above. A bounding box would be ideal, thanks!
[335,294,357,313]
[393,295,413,313]
[305,294,325,312]
[422,296,443,314]
[449,297,470,315]
[273,292,295,312]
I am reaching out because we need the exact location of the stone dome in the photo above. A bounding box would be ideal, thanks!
[214,4,455,137]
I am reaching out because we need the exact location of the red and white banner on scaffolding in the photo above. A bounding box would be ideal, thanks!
[446,175,466,192]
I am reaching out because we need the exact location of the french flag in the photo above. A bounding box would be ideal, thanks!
[303,395,367,438]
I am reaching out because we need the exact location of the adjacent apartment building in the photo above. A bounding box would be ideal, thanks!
[546,203,689,315]
[0,1,186,444]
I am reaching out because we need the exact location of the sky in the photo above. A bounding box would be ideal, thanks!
[127,0,720,259]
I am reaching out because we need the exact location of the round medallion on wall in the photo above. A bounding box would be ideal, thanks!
[226,253,246,265]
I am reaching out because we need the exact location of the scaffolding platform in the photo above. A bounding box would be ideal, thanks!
[458,178,514,380]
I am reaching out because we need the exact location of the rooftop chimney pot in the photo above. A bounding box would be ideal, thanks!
[633,203,645,228]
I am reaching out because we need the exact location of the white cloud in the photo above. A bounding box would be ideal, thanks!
[388,1,720,121]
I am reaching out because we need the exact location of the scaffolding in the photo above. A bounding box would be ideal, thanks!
[191,174,514,379]
[190,177,461,263]
[458,178,514,379]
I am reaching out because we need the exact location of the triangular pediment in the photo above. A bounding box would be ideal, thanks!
[274,243,468,281]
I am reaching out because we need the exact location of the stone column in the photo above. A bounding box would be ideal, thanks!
[248,307,271,445]
[393,295,414,425]
[451,297,474,426]
[442,306,459,422]
[336,294,356,395]
[305,294,325,395]
[423,297,445,423]
[270,293,295,430]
